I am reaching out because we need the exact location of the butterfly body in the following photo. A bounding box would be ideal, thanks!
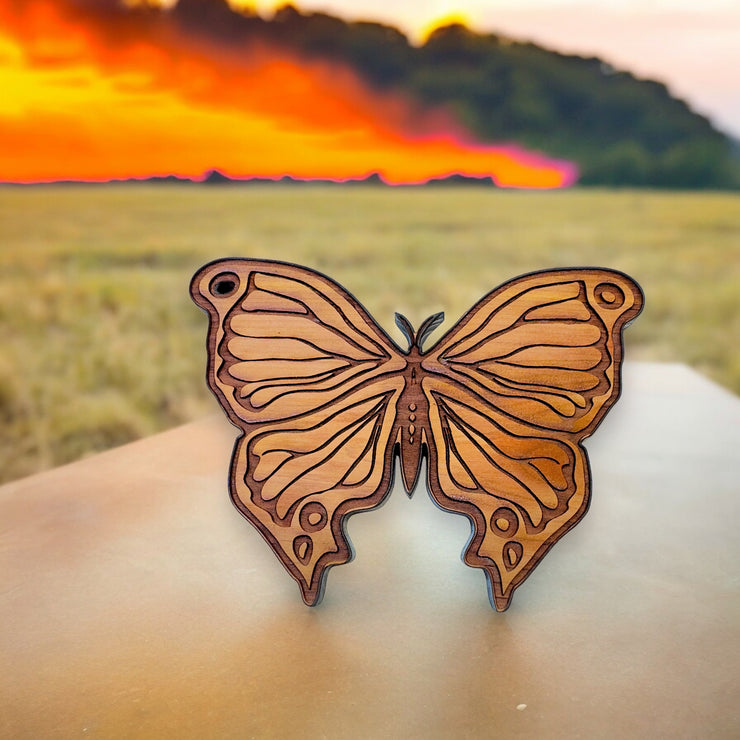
[391,345,426,494]
[191,259,643,610]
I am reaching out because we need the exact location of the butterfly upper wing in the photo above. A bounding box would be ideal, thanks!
[421,269,643,610]
[191,259,407,605]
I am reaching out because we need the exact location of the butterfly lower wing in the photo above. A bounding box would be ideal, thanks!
[233,379,403,604]
[190,259,407,604]
[421,269,643,610]
[424,377,588,610]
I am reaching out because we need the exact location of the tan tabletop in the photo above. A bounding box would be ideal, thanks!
[2,362,738,738]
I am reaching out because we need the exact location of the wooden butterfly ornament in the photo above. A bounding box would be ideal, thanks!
[190,259,643,611]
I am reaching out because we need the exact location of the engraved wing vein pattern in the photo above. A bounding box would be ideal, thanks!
[191,260,643,610]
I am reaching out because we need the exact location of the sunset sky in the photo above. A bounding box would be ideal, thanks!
[0,0,581,186]
[1,1,736,186]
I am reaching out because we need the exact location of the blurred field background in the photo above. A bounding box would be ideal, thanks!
[1,184,738,483]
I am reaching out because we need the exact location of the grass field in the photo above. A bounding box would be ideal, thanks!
[1,185,738,484]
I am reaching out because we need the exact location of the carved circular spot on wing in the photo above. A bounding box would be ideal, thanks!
[594,282,625,309]
[299,502,328,533]
[503,541,524,571]
[491,507,519,537]
[209,271,240,298]
[293,535,313,565]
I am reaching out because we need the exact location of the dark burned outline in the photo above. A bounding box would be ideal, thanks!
[190,258,644,611]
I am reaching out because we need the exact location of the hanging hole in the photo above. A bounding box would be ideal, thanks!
[209,272,239,297]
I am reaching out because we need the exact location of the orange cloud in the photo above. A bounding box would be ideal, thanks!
[0,1,577,187]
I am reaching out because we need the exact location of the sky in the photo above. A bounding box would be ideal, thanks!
[0,1,579,185]
[1,0,736,185]
[237,0,740,139]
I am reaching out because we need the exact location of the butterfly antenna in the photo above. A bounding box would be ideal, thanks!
[394,313,416,351]
[417,312,445,351]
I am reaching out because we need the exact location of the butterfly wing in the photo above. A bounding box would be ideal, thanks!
[191,259,407,605]
[420,268,643,610]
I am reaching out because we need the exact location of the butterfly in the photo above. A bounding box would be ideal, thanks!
[190,259,643,610]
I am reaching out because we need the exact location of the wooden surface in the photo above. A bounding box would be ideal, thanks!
[2,362,738,738]
[190,260,643,610]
